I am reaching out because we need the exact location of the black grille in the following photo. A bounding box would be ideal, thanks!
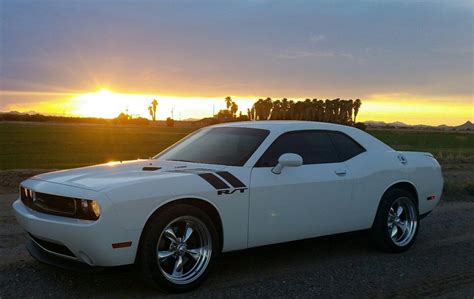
[29,234,76,258]
[35,192,76,215]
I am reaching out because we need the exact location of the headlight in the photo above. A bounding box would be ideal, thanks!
[79,199,101,220]
[90,200,101,219]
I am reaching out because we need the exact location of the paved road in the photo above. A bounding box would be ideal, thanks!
[1,193,473,298]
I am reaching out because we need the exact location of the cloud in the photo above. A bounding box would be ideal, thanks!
[274,49,361,62]
[275,49,335,59]
[309,34,326,44]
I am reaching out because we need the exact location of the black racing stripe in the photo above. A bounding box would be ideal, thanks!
[216,171,246,188]
[198,173,230,190]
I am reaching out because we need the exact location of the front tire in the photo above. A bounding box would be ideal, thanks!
[138,204,219,293]
[371,189,419,253]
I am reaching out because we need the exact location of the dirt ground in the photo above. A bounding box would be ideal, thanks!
[0,169,54,194]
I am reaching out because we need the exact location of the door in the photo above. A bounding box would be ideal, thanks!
[248,130,353,247]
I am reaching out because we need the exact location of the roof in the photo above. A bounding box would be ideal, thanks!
[212,120,352,131]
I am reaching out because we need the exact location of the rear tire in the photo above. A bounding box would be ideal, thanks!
[138,204,219,293]
[370,188,419,253]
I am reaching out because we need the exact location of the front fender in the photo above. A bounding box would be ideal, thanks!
[104,168,251,252]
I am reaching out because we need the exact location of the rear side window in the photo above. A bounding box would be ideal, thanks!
[255,131,340,167]
[328,131,366,161]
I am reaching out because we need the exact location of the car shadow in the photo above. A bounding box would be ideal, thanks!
[6,230,377,297]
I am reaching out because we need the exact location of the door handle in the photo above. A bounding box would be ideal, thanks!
[335,169,347,176]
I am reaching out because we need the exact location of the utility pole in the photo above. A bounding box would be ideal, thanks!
[171,107,174,120]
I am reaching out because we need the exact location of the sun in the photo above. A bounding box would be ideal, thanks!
[97,88,113,97]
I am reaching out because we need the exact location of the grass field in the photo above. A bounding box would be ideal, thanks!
[0,122,473,169]
[0,122,195,169]
[368,129,474,161]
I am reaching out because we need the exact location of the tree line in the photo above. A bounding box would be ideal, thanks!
[216,97,362,126]
[248,98,361,125]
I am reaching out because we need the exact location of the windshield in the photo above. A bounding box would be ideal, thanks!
[155,127,270,166]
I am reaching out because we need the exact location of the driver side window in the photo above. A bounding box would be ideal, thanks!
[255,130,339,167]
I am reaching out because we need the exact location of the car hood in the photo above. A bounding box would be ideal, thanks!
[30,160,226,191]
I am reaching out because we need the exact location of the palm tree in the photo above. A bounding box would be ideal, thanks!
[263,98,273,120]
[149,99,158,121]
[303,99,312,120]
[251,99,259,120]
[281,98,289,120]
[230,102,238,118]
[269,100,281,119]
[225,96,233,110]
[316,99,325,121]
[346,99,354,124]
[148,105,153,120]
[353,99,361,124]
[247,108,254,120]
[287,100,295,119]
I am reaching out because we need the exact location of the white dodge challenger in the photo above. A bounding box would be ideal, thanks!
[13,121,443,292]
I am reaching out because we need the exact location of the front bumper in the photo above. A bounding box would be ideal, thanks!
[27,238,105,272]
[13,198,141,267]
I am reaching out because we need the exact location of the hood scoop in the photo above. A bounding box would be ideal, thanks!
[142,166,162,171]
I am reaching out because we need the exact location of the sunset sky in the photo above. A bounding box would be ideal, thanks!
[0,0,472,125]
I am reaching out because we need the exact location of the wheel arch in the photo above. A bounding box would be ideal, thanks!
[380,180,420,210]
[135,196,224,263]
[372,180,420,227]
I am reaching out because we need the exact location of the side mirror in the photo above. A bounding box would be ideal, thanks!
[271,153,303,174]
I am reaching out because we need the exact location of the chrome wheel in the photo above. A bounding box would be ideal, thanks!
[156,216,212,285]
[387,197,417,247]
